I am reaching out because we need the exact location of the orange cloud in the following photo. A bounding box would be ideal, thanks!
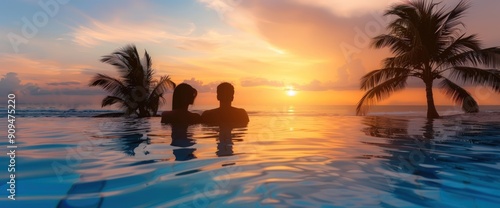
[291,0,400,17]
[0,54,100,87]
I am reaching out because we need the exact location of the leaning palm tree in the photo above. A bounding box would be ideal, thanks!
[89,45,175,117]
[357,0,500,118]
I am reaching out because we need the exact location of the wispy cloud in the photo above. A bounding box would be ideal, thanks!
[0,54,96,84]
[239,77,357,91]
[181,78,221,93]
[69,18,177,47]
[175,30,227,52]
[197,0,242,16]
[0,72,22,96]
[240,77,284,87]
[69,17,276,59]
[0,72,102,96]
[47,81,81,86]
[291,0,400,17]
[198,0,391,64]
[199,0,399,18]
[239,59,367,91]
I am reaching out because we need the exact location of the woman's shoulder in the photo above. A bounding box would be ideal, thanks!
[161,110,201,124]
[161,111,174,123]
[161,111,174,116]
[188,111,201,116]
[188,112,202,122]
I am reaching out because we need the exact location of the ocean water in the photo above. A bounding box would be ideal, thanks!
[1,106,500,207]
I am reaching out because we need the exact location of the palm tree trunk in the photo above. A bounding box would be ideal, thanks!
[425,80,440,119]
[138,105,149,117]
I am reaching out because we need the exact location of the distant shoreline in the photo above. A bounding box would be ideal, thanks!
[92,113,124,117]
[92,113,162,118]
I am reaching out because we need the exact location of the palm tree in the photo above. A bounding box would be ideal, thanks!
[89,45,175,117]
[357,0,500,118]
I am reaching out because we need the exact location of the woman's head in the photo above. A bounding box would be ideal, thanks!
[172,83,197,110]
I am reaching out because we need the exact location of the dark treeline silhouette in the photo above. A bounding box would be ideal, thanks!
[357,0,500,118]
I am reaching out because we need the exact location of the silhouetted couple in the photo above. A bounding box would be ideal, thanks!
[161,82,247,161]
[161,82,249,126]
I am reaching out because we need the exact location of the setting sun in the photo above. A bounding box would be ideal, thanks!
[286,88,297,96]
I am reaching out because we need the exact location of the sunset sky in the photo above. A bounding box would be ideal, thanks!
[1,0,500,110]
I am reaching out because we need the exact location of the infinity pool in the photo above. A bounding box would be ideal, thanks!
[1,110,500,207]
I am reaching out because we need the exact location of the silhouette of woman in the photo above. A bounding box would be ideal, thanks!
[171,123,197,161]
[161,83,201,161]
[161,83,201,124]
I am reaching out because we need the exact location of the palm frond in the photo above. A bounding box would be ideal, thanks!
[361,67,411,90]
[147,76,176,114]
[450,66,500,91]
[121,45,141,71]
[100,45,140,78]
[438,78,478,112]
[100,54,131,76]
[387,50,428,68]
[88,73,127,98]
[371,35,411,53]
[441,0,470,33]
[92,44,175,117]
[129,46,146,87]
[356,76,408,116]
[143,50,154,89]
[147,94,161,116]
[447,47,500,67]
[108,45,144,87]
[437,34,480,63]
[101,96,125,107]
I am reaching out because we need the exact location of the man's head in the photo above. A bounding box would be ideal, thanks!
[217,82,234,103]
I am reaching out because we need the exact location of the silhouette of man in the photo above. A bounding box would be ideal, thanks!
[201,82,249,125]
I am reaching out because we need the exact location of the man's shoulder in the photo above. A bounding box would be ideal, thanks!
[232,107,248,115]
[235,107,247,113]
[202,108,219,115]
[201,108,220,121]
[189,112,201,118]
[232,107,249,123]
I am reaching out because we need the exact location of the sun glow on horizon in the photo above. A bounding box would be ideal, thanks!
[286,87,297,96]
